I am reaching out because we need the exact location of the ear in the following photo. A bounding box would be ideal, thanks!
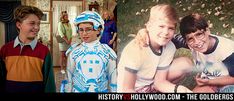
[205,27,210,34]
[16,21,21,30]
[95,30,100,36]
[145,22,150,31]
[188,45,193,50]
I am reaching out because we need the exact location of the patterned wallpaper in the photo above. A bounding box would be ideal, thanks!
[21,0,37,6]
[36,0,50,11]
[37,0,50,47]
[38,24,50,46]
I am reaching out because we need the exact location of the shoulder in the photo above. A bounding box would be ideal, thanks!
[165,41,176,50]
[213,35,234,52]
[211,35,234,60]
[35,42,50,54]
[110,20,116,24]
[36,42,49,50]
[0,41,14,54]
[101,43,117,59]
[120,39,144,61]
[58,22,63,26]
[216,35,234,47]
[1,41,14,49]
[121,39,142,55]
[66,43,80,56]
[162,41,176,56]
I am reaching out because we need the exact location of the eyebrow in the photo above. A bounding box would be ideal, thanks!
[79,27,93,29]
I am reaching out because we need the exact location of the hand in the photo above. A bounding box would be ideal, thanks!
[108,39,114,45]
[64,82,72,92]
[68,40,72,45]
[195,73,209,86]
[177,85,193,93]
[65,39,71,45]
[193,85,216,93]
[135,28,149,47]
[65,40,69,44]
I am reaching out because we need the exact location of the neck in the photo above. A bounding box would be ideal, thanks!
[146,31,161,53]
[207,36,216,51]
[18,34,34,44]
[149,40,161,53]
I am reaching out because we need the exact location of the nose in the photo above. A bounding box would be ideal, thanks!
[192,37,201,45]
[82,30,89,35]
[162,28,169,36]
[34,23,40,29]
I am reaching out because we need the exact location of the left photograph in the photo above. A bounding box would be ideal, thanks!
[0,0,117,93]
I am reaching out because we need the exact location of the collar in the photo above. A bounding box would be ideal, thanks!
[14,36,37,50]
[82,39,100,47]
[203,35,218,54]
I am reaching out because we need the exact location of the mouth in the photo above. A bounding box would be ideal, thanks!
[83,37,89,40]
[194,43,204,50]
[159,36,170,41]
[30,30,39,33]
[31,31,38,35]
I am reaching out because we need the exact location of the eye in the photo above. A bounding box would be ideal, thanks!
[196,33,204,39]
[78,28,84,31]
[196,32,204,38]
[187,38,194,44]
[159,25,164,28]
[169,27,175,31]
[86,28,92,31]
[29,22,35,25]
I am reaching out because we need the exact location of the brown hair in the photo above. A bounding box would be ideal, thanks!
[180,13,208,38]
[148,4,178,25]
[14,5,43,23]
[60,11,69,23]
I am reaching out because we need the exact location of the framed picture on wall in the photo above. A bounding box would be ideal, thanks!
[41,11,49,23]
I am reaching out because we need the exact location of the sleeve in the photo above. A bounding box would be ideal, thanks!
[110,21,117,33]
[222,53,234,77]
[0,48,6,92]
[58,22,65,38]
[42,52,56,93]
[157,42,176,70]
[65,50,76,92]
[107,51,117,92]
[65,43,79,57]
[219,37,234,76]
[172,34,189,49]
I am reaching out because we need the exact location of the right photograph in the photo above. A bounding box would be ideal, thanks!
[117,0,234,93]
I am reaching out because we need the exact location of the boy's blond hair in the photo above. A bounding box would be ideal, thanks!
[136,4,178,47]
[148,4,178,25]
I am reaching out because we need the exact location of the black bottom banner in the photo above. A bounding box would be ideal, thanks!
[97,93,233,100]
[1,93,233,100]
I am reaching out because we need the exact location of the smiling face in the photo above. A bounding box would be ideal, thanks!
[103,11,109,20]
[146,18,176,46]
[180,13,212,53]
[16,14,41,40]
[185,29,211,53]
[145,4,178,47]
[63,14,68,20]
[78,22,99,43]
